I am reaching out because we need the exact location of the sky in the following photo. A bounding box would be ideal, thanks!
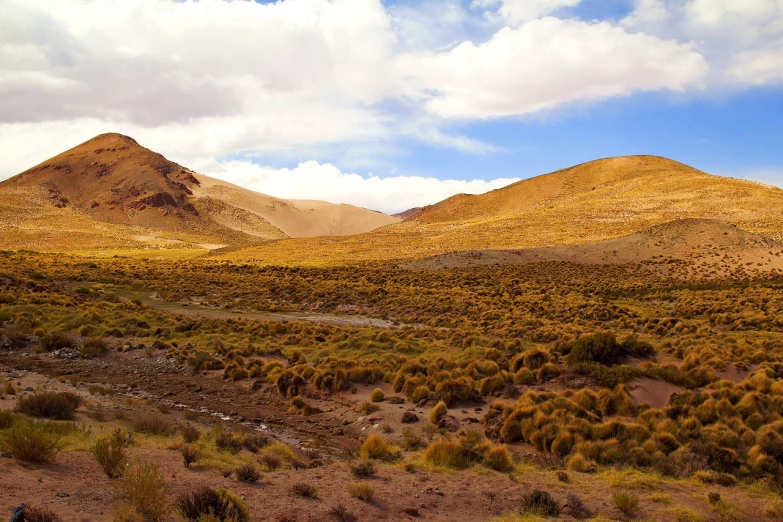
[1,0,782,214]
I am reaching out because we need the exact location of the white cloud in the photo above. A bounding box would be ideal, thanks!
[194,158,520,214]
[624,0,783,86]
[396,17,707,119]
[471,0,582,25]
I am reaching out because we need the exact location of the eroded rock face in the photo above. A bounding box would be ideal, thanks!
[129,192,178,210]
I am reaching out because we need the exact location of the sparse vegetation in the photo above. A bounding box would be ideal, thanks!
[117,461,170,522]
[175,486,250,522]
[15,391,81,420]
[347,482,374,502]
[92,434,127,478]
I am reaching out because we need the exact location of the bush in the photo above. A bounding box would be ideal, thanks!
[80,338,107,358]
[215,432,243,454]
[347,482,374,502]
[132,416,173,436]
[261,453,282,471]
[520,490,561,517]
[181,445,199,468]
[327,504,355,522]
[181,424,200,443]
[612,491,641,517]
[15,391,81,420]
[1,420,61,462]
[18,506,63,522]
[401,427,425,450]
[175,486,250,522]
[119,461,170,522]
[0,410,16,429]
[3,380,16,395]
[235,464,261,484]
[369,388,385,402]
[290,482,318,499]
[424,439,470,469]
[92,435,127,478]
[565,493,591,520]
[40,331,72,352]
[359,401,380,415]
[350,460,376,477]
[429,401,447,425]
[484,444,514,472]
[359,434,400,461]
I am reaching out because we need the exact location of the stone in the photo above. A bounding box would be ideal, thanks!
[401,412,419,424]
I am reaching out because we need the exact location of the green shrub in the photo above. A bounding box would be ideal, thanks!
[15,391,81,420]
[484,444,514,472]
[1,419,61,462]
[118,461,170,522]
[423,439,470,469]
[369,388,385,402]
[520,490,561,517]
[132,416,173,436]
[40,331,72,352]
[359,434,400,461]
[290,482,318,499]
[80,338,108,358]
[347,482,374,502]
[92,435,127,478]
[612,491,641,517]
[429,401,447,425]
[175,486,250,522]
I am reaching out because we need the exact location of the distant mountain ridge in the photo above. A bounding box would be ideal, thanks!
[222,155,783,264]
[0,134,398,251]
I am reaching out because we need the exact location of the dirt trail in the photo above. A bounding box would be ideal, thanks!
[115,288,401,329]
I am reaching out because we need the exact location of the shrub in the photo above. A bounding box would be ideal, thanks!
[131,416,173,436]
[401,427,425,450]
[3,380,16,395]
[565,493,591,520]
[423,439,470,469]
[80,337,107,358]
[235,464,261,484]
[359,401,380,415]
[40,331,72,352]
[484,444,514,472]
[92,435,127,478]
[261,453,282,471]
[15,391,81,420]
[290,482,318,499]
[18,506,63,522]
[708,492,721,504]
[369,388,385,402]
[429,401,447,425]
[0,410,16,429]
[520,490,561,517]
[175,486,250,522]
[181,424,200,443]
[119,461,170,522]
[1,420,61,462]
[566,453,596,473]
[347,482,374,502]
[215,432,243,454]
[350,460,376,477]
[360,434,400,461]
[327,504,355,522]
[181,445,199,468]
[612,491,641,517]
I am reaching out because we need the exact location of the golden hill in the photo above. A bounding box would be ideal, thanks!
[222,156,783,264]
[403,218,783,273]
[0,134,398,251]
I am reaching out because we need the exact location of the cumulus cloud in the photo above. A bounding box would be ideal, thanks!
[396,17,707,119]
[624,0,783,86]
[193,158,520,214]
[471,0,582,25]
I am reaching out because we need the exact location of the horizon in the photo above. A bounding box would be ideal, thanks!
[1,0,782,214]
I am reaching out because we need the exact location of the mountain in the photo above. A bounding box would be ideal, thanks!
[403,218,783,273]
[0,134,398,251]
[393,207,424,219]
[223,155,783,264]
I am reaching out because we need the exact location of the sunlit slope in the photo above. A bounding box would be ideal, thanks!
[0,133,398,251]
[222,156,783,264]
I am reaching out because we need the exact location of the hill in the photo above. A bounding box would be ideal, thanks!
[223,155,783,264]
[0,134,398,251]
[404,218,783,275]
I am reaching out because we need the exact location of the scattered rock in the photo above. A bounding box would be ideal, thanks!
[387,396,405,404]
[401,412,419,424]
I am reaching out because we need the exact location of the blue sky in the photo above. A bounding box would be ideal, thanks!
[1,0,782,213]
